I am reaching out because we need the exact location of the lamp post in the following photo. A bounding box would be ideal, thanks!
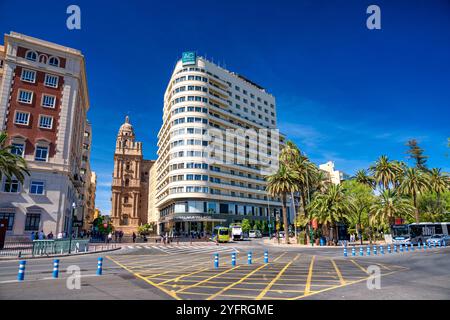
[68,202,76,254]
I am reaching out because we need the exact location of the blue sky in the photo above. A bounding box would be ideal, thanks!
[1,0,449,214]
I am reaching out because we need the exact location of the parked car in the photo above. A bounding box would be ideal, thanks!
[426,234,450,246]
[249,230,262,238]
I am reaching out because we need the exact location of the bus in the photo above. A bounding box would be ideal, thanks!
[391,222,450,245]
[230,223,243,241]
[214,226,230,243]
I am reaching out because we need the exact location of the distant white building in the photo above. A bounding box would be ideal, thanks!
[319,161,349,185]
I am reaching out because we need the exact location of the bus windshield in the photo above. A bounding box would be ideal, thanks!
[392,225,409,237]
[219,229,228,235]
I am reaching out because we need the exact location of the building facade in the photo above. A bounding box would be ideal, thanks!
[155,52,283,235]
[319,161,350,185]
[81,120,96,227]
[0,32,90,238]
[110,116,155,235]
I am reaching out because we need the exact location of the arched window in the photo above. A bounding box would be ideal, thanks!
[122,214,129,225]
[25,50,37,61]
[48,56,60,67]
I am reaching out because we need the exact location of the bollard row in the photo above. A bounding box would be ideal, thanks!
[213,250,270,268]
[344,240,446,257]
[16,257,105,282]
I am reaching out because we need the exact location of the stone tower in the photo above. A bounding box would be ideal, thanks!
[111,116,148,235]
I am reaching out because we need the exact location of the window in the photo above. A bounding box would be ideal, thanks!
[35,146,49,162]
[39,115,53,129]
[25,50,37,61]
[25,213,40,231]
[11,143,25,157]
[48,56,59,67]
[0,213,15,230]
[44,74,58,88]
[3,179,20,193]
[41,95,56,108]
[17,90,33,104]
[29,181,44,195]
[21,69,36,83]
[14,111,30,125]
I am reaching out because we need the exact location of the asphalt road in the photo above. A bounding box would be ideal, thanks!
[0,239,449,300]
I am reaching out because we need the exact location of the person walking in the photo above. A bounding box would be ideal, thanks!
[132,232,137,243]
[47,231,54,239]
[38,230,44,240]
[30,232,35,241]
[107,232,112,243]
[119,230,123,243]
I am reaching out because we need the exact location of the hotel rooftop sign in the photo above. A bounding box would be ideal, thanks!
[182,51,196,66]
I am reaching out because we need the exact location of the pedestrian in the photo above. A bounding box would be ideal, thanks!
[47,231,54,239]
[132,232,137,243]
[38,230,44,240]
[30,231,35,241]
[119,230,123,243]
[57,231,63,239]
[107,232,112,243]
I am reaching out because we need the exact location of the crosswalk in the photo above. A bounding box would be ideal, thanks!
[120,243,239,255]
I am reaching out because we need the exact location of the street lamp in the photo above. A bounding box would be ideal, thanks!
[68,202,76,254]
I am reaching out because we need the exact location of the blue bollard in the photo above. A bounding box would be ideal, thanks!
[366,246,371,256]
[410,243,414,251]
[433,241,436,248]
[400,244,404,252]
[438,241,442,248]
[231,252,236,267]
[387,244,392,254]
[264,250,269,264]
[373,245,377,255]
[359,247,364,256]
[343,247,347,257]
[96,257,103,275]
[17,260,26,281]
[52,259,60,278]
[394,244,397,253]
[405,243,409,252]
[417,242,421,250]
[380,245,384,255]
[351,246,356,256]
[247,252,252,265]
[214,253,219,269]
[424,242,427,250]
[443,240,447,248]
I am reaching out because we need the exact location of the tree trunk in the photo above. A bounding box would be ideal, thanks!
[413,192,420,223]
[282,193,290,244]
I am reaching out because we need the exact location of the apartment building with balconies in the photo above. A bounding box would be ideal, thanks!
[155,52,284,234]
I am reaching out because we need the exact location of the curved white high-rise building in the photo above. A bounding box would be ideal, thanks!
[155,52,284,234]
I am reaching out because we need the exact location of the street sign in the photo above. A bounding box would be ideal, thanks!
[72,221,83,227]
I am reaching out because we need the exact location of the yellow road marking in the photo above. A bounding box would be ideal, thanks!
[304,255,315,295]
[256,254,300,300]
[106,255,181,300]
[206,264,269,300]
[158,267,209,285]
[330,259,346,285]
[289,270,399,300]
[350,259,369,274]
[176,266,241,293]
[273,252,287,262]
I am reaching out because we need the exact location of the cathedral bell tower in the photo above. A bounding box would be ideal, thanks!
[111,116,144,234]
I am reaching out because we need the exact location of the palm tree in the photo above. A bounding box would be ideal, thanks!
[399,167,430,223]
[308,184,350,245]
[0,132,29,184]
[369,155,398,190]
[353,169,375,189]
[428,168,450,208]
[266,164,300,244]
[370,189,414,227]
